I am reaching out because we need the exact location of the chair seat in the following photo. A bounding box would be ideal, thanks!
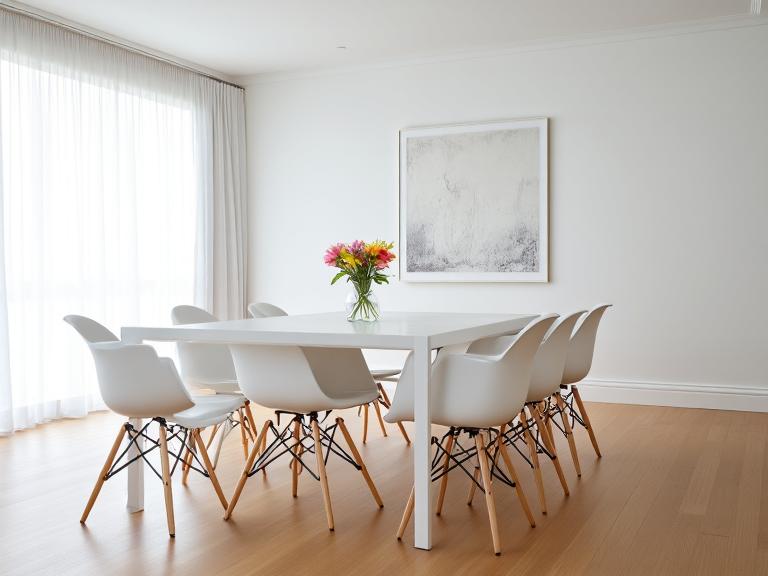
[168,394,246,429]
[327,388,380,410]
[186,378,241,394]
[279,388,379,413]
[370,368,401,381]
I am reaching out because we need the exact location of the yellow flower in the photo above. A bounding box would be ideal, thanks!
[340,250,357,268]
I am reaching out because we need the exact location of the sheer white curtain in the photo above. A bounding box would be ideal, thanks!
[0,9,247,435]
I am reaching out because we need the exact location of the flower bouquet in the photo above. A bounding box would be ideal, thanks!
[324,240,396,322]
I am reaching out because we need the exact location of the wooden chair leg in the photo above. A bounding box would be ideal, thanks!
[572,385,602,458]
[475,432,502,556]
[260,423,269,476]
[435,434,454,516]
[522,409,547,515]
[158,423,176,537]
[182,433,197,486]
[312,419,335,530]
[397,485,415,540]
[542,401,554,440]
[468,430,502,506]
[296,438,305,476]
[225,420,272,520]
[372,400,388,438]
[531,405,569,497]
[80,424,127,524]
[180,444,192,474]
[396,421,411,445]
[497,436,536,528]
[377,383,392,406]
[362,404,369,444]
[466,466,481,505]
[237,409,249,460]
[555,393,582,477]
[337,418,383,507]
[181,427,193,474]
[242,401,257,443]
[291,419,301,497]
[193,429,228,510]
[205,423,220,449]
[536,403,558,453]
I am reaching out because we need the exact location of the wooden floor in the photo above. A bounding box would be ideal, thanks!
[1,402,767,575]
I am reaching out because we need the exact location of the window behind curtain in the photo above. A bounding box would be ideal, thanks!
[0,55,198,429]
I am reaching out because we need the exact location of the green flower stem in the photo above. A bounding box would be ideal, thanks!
[349,270,379,321]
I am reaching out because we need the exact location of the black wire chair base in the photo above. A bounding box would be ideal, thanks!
[221,410,246,435]
[207,409,253,453]
[104,418,211,484]
[499,420,533,468]
[557,387,588,430]
[504,409,557,466]
[246,411,360,480]
[430,427,518,496]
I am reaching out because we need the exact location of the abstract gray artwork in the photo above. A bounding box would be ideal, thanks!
[399,119,548,282]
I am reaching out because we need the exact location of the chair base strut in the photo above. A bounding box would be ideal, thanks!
[397,426,535,556]
[225,411,383,531]
[80,418,228,538]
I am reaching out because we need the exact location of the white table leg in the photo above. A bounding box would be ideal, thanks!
[121,331,145,513]
[127,417,144,512]
[412,337,432,550]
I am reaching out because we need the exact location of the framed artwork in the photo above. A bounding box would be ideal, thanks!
[399,118,548,282]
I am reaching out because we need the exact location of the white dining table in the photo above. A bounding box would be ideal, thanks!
[121,310,536,550]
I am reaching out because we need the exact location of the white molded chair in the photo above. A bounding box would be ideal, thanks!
[224,344,384,532]
[64,315,243,537]
[171,305,257,466]
[466,311,585,514]
[171,305,239,394]
[385,314,557,555]
[247,301,288,318]
[247,301,409,444]
[560,303,612,458]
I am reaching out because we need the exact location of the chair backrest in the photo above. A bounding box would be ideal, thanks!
[386,314,557,427]
[490,313,559,415]
[562,304,612,385]
[171,305,238,393]
[229,344,375,413]
[64,315,193,418]
[465,312,584,402]
[63,314,119,343]
[526,311,586,401]
[90,343,194,418]
[248,302,288,318]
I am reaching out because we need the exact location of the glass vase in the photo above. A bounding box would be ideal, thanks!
[345,289,380,322]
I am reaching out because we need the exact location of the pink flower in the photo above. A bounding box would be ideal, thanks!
[323,243,343,266]
[349,240,364,255]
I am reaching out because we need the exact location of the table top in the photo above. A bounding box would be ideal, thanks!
[121,311,538,350]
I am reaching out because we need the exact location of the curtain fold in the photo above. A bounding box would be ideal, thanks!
[198,83,248,321]
[0,8,247,435]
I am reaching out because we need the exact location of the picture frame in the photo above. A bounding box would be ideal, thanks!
[399,118,548,282]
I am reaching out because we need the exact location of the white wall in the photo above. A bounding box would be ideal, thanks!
[243,22,768,406]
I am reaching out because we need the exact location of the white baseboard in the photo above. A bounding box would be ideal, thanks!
[578,378,768,413]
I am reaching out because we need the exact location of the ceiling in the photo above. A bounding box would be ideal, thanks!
[9,0,760,78]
